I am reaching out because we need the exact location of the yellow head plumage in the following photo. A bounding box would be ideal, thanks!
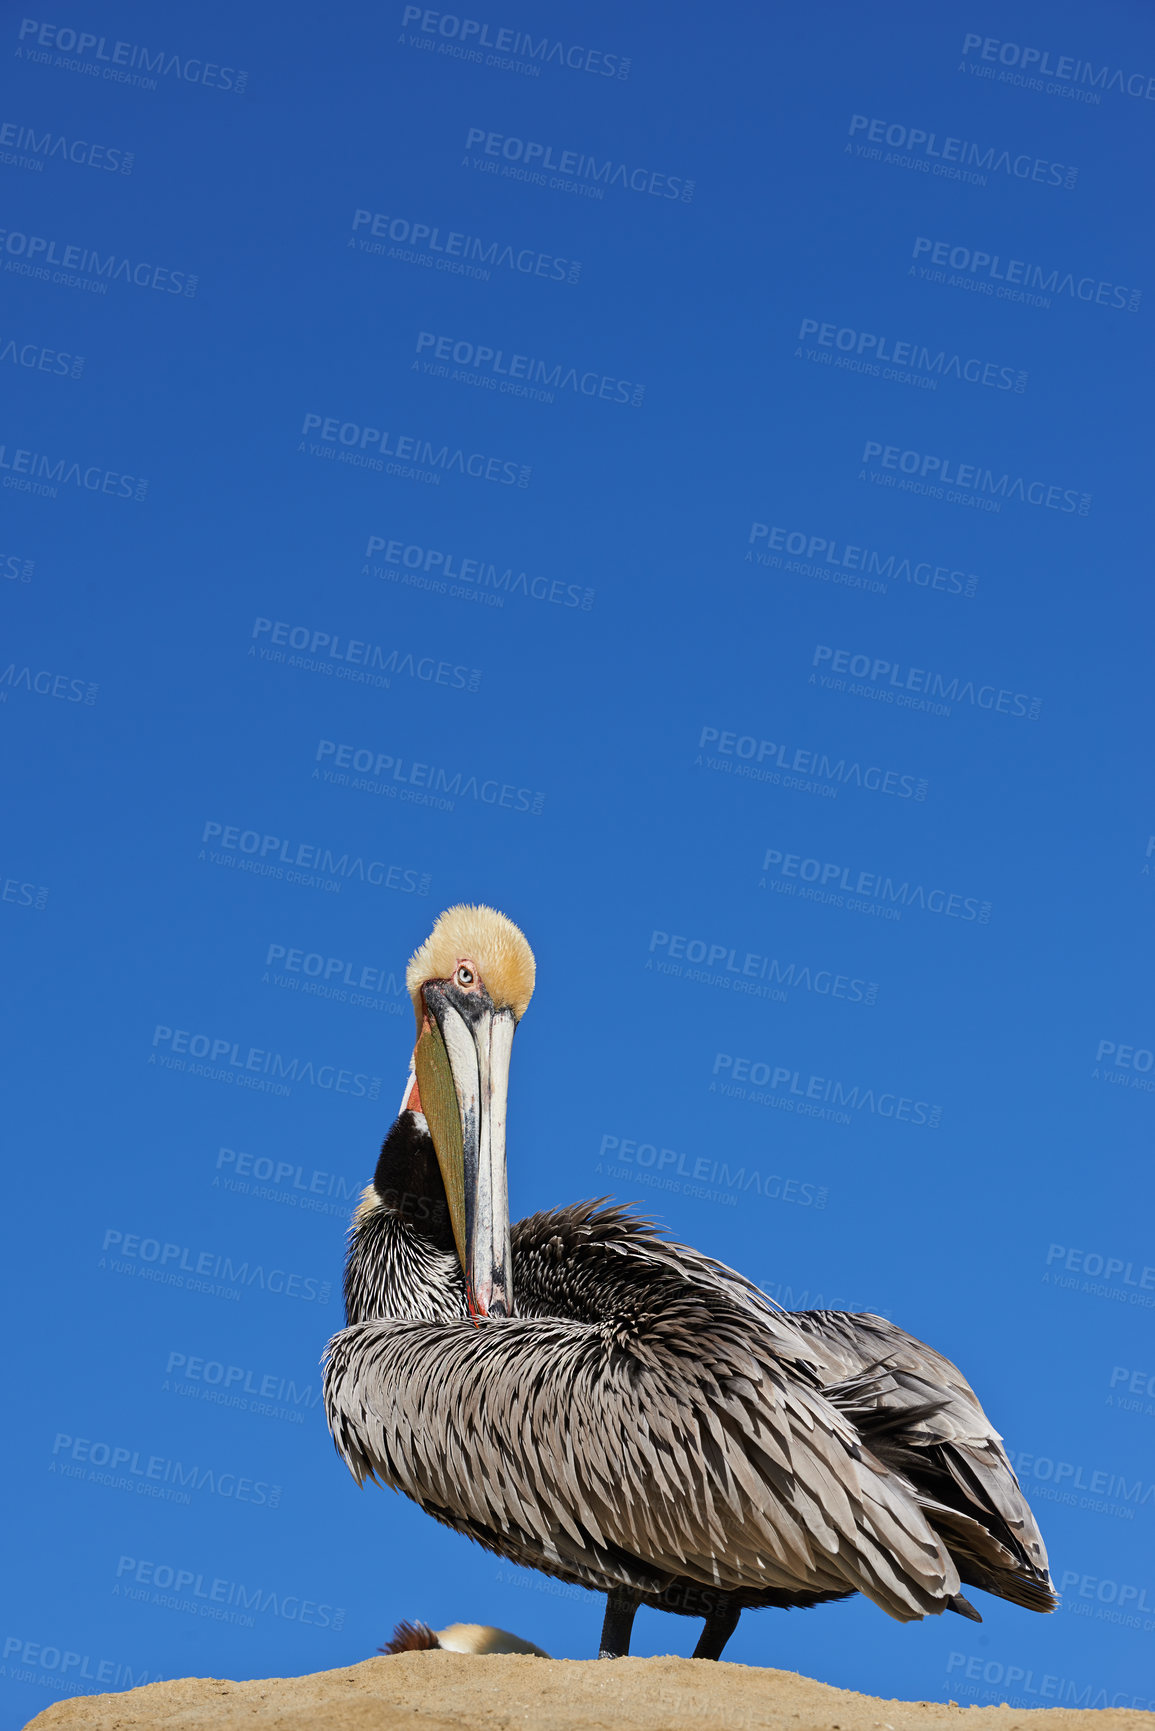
[406,904,536,1031]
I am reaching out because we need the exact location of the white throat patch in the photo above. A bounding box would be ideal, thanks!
[397,1060,417,1119]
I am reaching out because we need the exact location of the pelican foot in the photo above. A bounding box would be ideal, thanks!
[692,1600,741,1661]
[598,1588,641,1658]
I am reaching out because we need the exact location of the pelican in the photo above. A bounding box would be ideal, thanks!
[325,906,1055,1662]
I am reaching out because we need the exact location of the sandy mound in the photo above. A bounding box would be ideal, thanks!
[23,1651,1155,1731]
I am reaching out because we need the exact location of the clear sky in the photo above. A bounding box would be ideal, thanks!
[3,0,1154,1720]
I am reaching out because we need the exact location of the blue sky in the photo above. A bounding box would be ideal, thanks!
[3,0,1155,1720]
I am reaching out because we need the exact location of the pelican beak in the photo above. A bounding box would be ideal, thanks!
[413,983,514,1320]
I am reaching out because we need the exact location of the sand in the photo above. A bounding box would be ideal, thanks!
[22,1652,1155,1731]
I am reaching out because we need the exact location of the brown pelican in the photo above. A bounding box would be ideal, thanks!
[325,906,1055,1662]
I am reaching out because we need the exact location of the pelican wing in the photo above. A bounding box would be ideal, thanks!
[787,1309,1055,1610]
[508,1203,1054,1615]
[325,1254,965,1623]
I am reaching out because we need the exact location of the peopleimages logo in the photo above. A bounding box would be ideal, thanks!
[2,871,49,909]
[214,1143,365,1214]
[597,1134,828,1210]
[960,33,1155,102]
[464,127,694,201]
[261,946,406,1019]
[1108,1365,1155,1423]
[811,644,1042,721]
[250,615,481,692]
[315,738,546,816]
[364,535,594,611]
[163,1351,321,1420]
[0,335,85,378]
[847,114,1077,188]
[1045,1243,1155,1291]
[910,236,1141,312]
[1004,1447,1155,1516]
[746,522,978,598]
[15,18,246,91]
[400,7,629,79]
[150,1022,382,1101]
[101,1226,332,1306]
[261,946,404,1002]
[947,1649,1155,1712]
[1,1635,162,1694]
[758,1279,888,1316]
[199,819,431,899]
[648,930,878,1005]
[711,1053,941,1128]
[114,1555,344,1630]
[0,119,133,173]
[51,1431,280,1507]
[299,411,530,486]
[1,549,35,581]
[760,847,991,924]
[415,330,644,406]
[0,439,146,501]
[696,725,928,801]
[350,209,582,285]
[0,661,98,704]
[797,317,1026,391]
[1093,1038,1155,1094]
[861,439,1091,514]
[0,226,197,295]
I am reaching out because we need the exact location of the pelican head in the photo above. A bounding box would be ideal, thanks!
[404,905,535,1321]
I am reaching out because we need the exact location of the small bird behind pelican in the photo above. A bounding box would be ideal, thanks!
[382,1620,550,1657]
[325,905,1056,1661]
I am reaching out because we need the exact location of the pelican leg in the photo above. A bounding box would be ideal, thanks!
[598,1588,641,1658]
[693,1598,740,1661]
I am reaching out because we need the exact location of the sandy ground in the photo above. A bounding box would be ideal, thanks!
[23,1652,1155,1731]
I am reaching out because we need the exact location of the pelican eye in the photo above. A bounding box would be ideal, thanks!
[455,964,475,987]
